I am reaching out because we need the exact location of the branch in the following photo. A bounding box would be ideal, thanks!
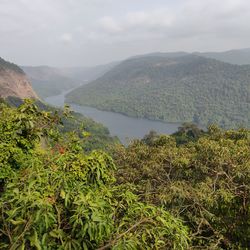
[97,218,151,250]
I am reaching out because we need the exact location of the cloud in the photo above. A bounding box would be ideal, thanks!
[88,8,174,42]
[90,0,250,42]
[98,16,122,34]
[60,33,73,43]
[125,9,173,29]
[1,0,250,66]
[97,9,173,33]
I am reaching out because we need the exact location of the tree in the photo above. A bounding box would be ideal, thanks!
[0,100,189,249]
[114,126,250,249]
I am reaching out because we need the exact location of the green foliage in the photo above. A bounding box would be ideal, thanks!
[0,100,57,181]
[66,54,250,128]
[5,97,120,153]
[61,111,120,152]
[172,123,206,145]
[0,101,189,249]
[2,100,249,249]
[114,127,250,249]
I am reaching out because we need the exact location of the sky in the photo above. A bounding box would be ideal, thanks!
[1,0,250,67]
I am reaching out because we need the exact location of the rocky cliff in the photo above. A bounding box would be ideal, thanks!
[0,57,38,99]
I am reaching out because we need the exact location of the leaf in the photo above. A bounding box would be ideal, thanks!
[29,230,41,250]
[10,219,26,225]
[60,189,66,199]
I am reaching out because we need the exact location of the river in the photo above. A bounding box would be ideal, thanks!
[45,90,180,144]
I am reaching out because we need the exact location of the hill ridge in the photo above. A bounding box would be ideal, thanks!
[66,54,250,128]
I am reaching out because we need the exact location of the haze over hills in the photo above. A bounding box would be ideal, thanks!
[130,48,250,65]
[66,54,250,128]
[198,48,250,65]
[22,62,118,99]
[21,48,250,100]
[59,61,119,82]
[21,66,80,98]
[0,57,38,100]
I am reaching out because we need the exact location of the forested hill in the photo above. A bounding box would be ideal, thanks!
[66,54,250,128]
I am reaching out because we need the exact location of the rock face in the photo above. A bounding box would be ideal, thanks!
[0,57,38,99]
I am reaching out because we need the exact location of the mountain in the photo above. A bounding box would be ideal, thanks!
[130,51,189,59]
[21,66,80,98]
[132,48,250,65]
[197,48,250,65]
[0,57,38,99]
[22,62,118,99]
[59,61,118,82]
[66,54,250,128]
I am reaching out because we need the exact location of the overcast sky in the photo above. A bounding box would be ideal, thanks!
[1,0,250,67]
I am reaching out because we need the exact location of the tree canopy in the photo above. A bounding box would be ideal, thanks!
[0,101,189,249]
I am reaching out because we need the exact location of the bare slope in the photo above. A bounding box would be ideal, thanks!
[0,57,38,99]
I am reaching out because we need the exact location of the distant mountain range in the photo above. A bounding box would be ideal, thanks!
[0,57,38,100]
[66,52,250,128]
[129,48,250,65]
[22,62,118,99]
[22,48,250,100]
[21,66,80,98]
[197,48,250,65]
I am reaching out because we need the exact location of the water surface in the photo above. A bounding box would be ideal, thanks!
[45,90,180,144]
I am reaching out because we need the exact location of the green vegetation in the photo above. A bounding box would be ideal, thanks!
[114,126,250,249]
[61,110,120,152]
[3,97,119,152]
[0,101,189,249]
[171,123,206,145]
[66,54,250,128]
[0,101,249,249]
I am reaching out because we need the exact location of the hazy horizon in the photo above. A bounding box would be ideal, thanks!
[1,0,250,67]
[17,47,250,68]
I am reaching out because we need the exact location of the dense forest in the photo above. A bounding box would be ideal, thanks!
[66,54,250,128]
[0,101,249,249]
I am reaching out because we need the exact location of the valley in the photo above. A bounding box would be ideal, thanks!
[1,1,250,248]
[0,48,250,249]
[45,90,180,144]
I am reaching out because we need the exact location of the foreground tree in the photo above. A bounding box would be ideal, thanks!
[0,101,189,249]
[114,128,250,249]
